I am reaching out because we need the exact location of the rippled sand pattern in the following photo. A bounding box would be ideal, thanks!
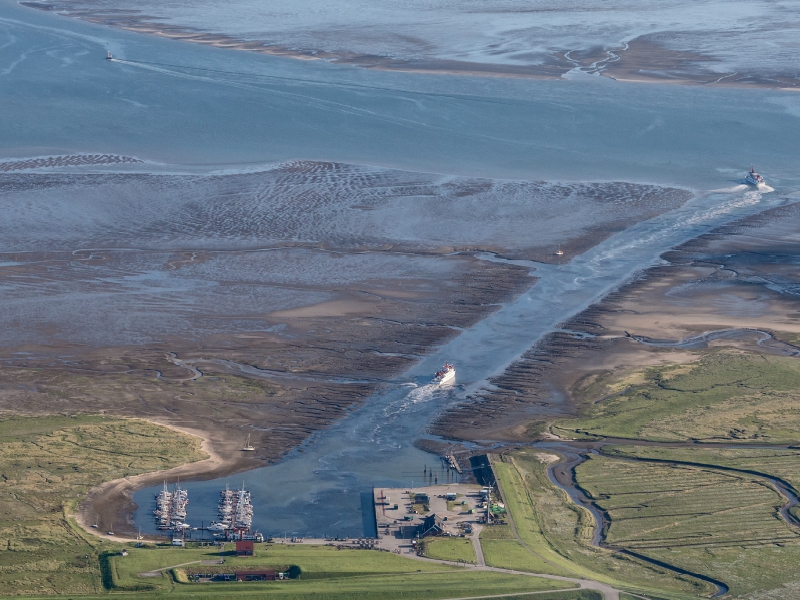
[0,154,142,172]
[0,161,691,260]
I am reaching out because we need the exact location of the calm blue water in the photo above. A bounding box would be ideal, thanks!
[2,0,800,187]
[2,0,800,537]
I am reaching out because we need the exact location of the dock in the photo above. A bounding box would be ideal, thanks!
[445,454,462,474]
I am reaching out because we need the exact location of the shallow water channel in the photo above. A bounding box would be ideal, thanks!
[134,184,793,538]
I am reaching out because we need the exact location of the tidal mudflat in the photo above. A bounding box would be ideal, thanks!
[3,0,800,596]
[23,0,800,87]
[0,159,692,536]
[439,200,800,442]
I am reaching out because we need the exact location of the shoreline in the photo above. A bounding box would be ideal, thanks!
[75,419,243,542]
[19,2,800,92]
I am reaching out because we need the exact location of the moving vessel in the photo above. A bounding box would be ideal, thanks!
[745,166,765,186]
[432,363,456,384]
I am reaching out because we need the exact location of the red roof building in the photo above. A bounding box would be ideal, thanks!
[235,540,254,556]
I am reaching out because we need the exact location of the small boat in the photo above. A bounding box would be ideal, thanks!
[555,248,564,256]
[242,434,255,452]
[207,521,229,531]
[106,51,113,60]
[745,166,765,186]
[432,363,456,385]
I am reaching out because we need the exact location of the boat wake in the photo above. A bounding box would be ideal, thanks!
[709,184,750,193]
[709,183,775,194]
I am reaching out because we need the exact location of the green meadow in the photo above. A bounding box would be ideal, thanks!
[575,452,800,596]
[0,415,206,596]
[553,351,800,443]
[487,453,709,597]
[420,537,477,563]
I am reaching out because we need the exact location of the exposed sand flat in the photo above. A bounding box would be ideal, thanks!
[435,201,800,442]
[21,1,800,89]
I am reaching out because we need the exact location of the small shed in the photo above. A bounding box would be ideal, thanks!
[235,540,255,556]
[235,570,275,581]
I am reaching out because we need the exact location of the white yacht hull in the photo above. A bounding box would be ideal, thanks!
[433,369,456,385]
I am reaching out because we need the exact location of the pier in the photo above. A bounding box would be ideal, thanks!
[444,454,462,474]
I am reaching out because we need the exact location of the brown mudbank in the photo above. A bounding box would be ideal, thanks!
[435,202,800,443]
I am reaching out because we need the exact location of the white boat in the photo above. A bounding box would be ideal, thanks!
[207,522,229,531]
[432,363,456,385]
[242,434,255,451]
[745,166,765,186]
[106,51,113,60]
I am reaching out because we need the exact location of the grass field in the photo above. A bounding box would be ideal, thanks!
[603,445,800,491]
[0,415,207,596]
[575,453,800,596]
[100,543,573,599]
[490,452,712,597]
[553,351,800,443]
[16,589,602,600]
[420,537,477,563]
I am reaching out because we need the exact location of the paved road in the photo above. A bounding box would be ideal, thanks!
[471,525,486,567]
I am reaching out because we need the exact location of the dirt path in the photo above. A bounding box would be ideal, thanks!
[140,560,202,576]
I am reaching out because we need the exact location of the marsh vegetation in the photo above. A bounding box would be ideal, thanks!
[0,415,205,596]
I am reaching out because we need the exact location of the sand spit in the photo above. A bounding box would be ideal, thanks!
[435,201,800,442]
[19,2,800,90]
[75,420,223,542]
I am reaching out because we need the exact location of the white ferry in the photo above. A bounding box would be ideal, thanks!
[432,363,456,385]
[745,166,765,186]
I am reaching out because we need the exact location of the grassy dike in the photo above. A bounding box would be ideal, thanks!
[485,452,713,598]
[98,543,581,599]
[0,415,207,595]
